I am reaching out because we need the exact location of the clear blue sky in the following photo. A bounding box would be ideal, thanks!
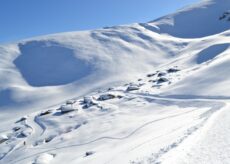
[0,0,200,43]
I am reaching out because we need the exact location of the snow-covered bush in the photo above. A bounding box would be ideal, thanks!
[83,96,98,108]
[0,135,8,144]
[157,72,167,77]
[126,85,140,91]
[157,77,169,84]
[60,104,77,113]
[98,92,123,101]
[66,99,76,105]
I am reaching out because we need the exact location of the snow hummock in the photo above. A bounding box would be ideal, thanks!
[34,153,54,164]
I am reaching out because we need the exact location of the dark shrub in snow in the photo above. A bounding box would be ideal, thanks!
[15,116,27,123]
[40,110,52,116]
[13,127,21,131]
[167,68,180,73]
[85,151,94,157]
[147,73,156,77]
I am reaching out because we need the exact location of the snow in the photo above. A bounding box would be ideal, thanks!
[15,41,94,87]
[0,135,8,141]
[34,153,54,164]
[196,43,229,64]
[1,0,230,163]
[159,102,230,164]
[97,92,123,101]
[126,85,140,91]
[150,0,230,38]
[60,104,77,113]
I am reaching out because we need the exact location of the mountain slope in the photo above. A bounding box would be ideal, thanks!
[1,0,230,164]
[149,0,230,38]
[0,23,186,120]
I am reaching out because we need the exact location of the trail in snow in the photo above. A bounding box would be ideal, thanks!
[160,102,230,164]
[1,2,230,162]
[1,62,229,164]
[8,107,200,164]
[127,96,226,163]
[34,116,46,136]
[7,95,226,164]
[184,103,230,164]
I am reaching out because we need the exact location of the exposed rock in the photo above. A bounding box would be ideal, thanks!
[85,151,94,157]
[83,96,98,108]
[157,72,167,77]
[40,110,52,116]
[126,85,140,91]
[66,99,76,105]
[147,73,156,77]
[13,127,21,131]
[167,68,180,73]
[98,92,123,101]
[0,135,8,144]
[15,116,28,123]
[157,77,169,84]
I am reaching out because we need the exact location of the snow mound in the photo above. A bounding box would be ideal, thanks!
[34,153,54,164]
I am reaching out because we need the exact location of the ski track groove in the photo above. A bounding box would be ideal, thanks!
[8,106,205,164]
[2,94,228,163]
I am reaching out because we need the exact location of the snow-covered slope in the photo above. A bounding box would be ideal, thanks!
[1,0,230,163]
[150,0,230,38]
[0,24,181,120]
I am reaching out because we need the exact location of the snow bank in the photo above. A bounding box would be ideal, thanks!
[34,153,54,164]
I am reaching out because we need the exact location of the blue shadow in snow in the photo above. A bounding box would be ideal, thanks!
[197,43,229,64]
[14,41,93,87]
[0,89,14,107]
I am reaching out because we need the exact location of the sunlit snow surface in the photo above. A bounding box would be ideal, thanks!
[1,0,230,163]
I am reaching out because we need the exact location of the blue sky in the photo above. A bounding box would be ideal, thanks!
[0,0,199,43]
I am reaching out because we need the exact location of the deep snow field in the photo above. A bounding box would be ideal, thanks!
[1,0,230,163]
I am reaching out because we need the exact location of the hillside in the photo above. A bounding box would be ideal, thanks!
[0,0,230,163]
